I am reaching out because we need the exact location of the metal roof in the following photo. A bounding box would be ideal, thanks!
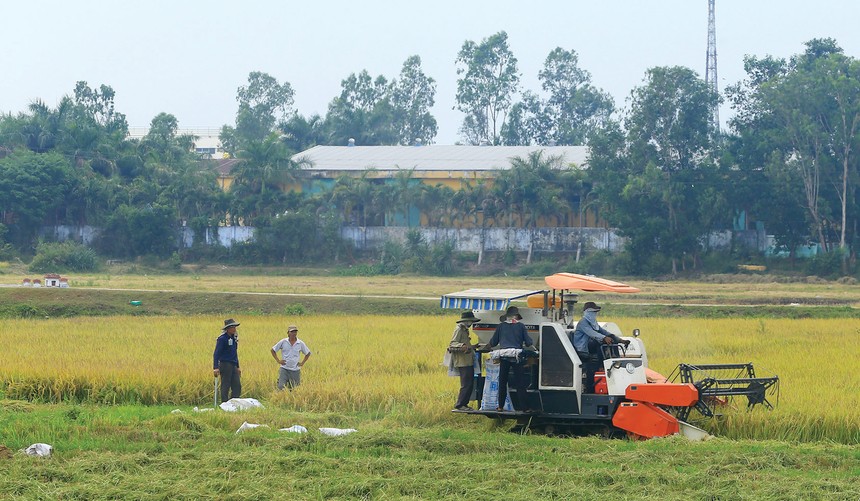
[292,145,589,172]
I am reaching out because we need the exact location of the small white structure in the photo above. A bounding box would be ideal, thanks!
[44,274,61,287]
[21,278,31,287]
[32,279,42,288]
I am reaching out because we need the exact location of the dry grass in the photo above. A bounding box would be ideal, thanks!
[32,273,860,307]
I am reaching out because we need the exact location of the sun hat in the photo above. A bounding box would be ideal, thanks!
[457,311,481,324]
[582,302,601,312]
[504,306,522,320]
[223,318,240,328]
[287,325,299,333]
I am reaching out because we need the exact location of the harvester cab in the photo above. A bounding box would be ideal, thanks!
[442,273,779,440]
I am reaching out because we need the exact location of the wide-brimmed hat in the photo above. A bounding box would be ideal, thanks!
[287,325,299,333]
[504,306,522,320]
[582,302,601,312]
[457,311,481,324]
[223,318,240,328]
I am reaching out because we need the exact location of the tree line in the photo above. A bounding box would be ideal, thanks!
[0,33,857,277]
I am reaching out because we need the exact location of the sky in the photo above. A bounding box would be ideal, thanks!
[3,0,860,145]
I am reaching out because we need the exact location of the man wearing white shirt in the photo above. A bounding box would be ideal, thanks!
[270,325,312,390]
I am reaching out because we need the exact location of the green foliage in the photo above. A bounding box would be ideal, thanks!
[502,47,614,146]
[283,303,306,315]
[29,241,98,273]
[804,249,851,278]
[96,204,178,258]
[455,31,520,144]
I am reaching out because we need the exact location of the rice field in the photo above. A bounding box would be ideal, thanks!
[2,314,857,443]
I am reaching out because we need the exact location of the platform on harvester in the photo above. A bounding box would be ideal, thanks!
[667,362,780,421]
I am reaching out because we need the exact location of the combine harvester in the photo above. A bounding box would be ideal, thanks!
[442,273,779,440]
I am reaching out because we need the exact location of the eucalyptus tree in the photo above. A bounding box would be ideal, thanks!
[390,55,438,145]
[502,48,614,146]
[325,70,397,146]
[455,31,520,145]
[220,72,295,156]
[728,39,860,265]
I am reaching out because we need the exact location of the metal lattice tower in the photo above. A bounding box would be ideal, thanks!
[705,0,719,134]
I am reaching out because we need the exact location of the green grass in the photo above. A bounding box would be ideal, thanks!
[0,402,858,500]
[1,287,858,320]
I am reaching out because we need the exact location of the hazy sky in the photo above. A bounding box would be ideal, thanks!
[3,1,859,145]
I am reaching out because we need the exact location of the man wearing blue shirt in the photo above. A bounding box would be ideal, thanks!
[213,318,242,403]
[572,302,629,393]
[487,306,536,412]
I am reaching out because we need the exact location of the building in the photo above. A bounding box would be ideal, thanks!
[216,144,595,227]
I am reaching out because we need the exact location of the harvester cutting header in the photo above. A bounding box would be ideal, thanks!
[442,273,779,440]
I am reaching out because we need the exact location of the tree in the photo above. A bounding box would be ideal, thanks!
[325,70,396,146]
[455,31,520,145]
[0,151,76,247]
[221,72,295,155]
[728,39,860,268]
[390,55,438,145]
[502,48,614,146]
[589,66,720,274]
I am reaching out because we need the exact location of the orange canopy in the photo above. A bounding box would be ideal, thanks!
[544,273,640,293]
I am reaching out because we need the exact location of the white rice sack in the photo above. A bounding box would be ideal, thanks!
[235,421,269,434]
[279,425,308,433]
[220,398,264,412]
[24,443,53,457]
[319,427,357,437]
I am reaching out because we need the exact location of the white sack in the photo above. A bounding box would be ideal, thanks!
[24,443,53,457]
[220,398,264,412]
[235,421,269,434]
[279,425,308,433]
[319,427,357,437]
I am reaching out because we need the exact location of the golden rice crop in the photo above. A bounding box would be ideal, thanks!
[2,315,857,442]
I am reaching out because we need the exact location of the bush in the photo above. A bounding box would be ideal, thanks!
[804,249,850,278]
[29,242,99,273]
[283,304,306,315]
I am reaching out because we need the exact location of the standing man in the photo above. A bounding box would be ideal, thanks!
[486,306,535,412]
[572,302,629,393]
[213,318,242,403]
[271,325,312,390]
[450,310,481,410]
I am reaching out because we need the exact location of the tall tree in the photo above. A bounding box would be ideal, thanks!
[221,72,295,155]
[390,55,438,145]
[503,48,614,146]
[455,31,520,145]
[589,66,720,274]
[325,70,396,146]
[729,39,860,264]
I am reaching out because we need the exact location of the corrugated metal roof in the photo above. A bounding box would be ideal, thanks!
[291,145,589,172]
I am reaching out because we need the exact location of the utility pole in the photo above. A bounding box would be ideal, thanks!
[705,0,719,135]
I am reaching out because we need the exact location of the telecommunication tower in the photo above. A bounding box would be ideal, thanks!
[705,0,719,134]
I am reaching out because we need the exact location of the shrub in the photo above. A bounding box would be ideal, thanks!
[29,242,99,273]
